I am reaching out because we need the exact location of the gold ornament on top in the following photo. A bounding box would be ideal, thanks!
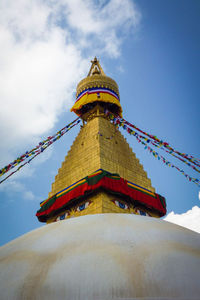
[76,57,120,99]
[71,57,122,118]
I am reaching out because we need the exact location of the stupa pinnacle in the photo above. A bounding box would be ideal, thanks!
[36,58,166,223]
[71,56,122,118]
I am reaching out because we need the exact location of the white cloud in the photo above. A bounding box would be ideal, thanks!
[164,206,200,234]
[23,190,36,201]
[0,0,140,172]
[0,177,38,201]
[63,0,140,57]
[0,160,45,202]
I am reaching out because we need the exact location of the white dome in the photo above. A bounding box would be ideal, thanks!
[0,214,200,300]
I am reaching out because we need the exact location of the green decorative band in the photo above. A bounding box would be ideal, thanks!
[36,169,166,222]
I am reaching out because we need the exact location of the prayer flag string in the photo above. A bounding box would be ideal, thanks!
[105,111,200,168]
[134,135,200,187]
[104,111,200,187]
[0,118,80,183]
[123,120,200,168]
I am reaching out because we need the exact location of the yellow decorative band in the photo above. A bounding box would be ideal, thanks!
[127,181,155,197]
[71,92,122,116]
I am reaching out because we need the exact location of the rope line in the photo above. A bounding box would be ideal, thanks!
[0,118,80,183]
[105,111,200,187]
[106,112,200,168]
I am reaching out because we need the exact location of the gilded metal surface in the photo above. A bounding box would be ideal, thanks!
[81,104,110,122]
[48,113,155,221]
[76,57,119,98]
[48,58,156,222]
[76,74,120,98]
[87,56,106,76]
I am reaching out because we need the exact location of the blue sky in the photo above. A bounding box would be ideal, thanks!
[0,0,199,246]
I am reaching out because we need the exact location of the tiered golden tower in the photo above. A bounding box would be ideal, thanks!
[36,58,166,223]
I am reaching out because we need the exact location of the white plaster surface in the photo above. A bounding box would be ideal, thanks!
[0,214,200,300]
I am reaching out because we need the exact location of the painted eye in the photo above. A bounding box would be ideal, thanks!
[77,201,90,212]
[136,209,150,217]
[56,212,68,221]
[113,200,128,209]
[139,210,147,216]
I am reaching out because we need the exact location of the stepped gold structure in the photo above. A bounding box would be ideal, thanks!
[49,115,154,197]
[36,58,166,223]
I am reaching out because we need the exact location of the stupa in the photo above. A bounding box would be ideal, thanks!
[36,57,166,223]
[0,58,200,300]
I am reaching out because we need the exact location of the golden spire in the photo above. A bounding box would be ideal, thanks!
[36,58,166,223]
[71,57,122,118]
[44,114,159,223]
[87,57,106,76]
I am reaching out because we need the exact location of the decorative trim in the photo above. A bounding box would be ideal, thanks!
[36,169,166,222]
